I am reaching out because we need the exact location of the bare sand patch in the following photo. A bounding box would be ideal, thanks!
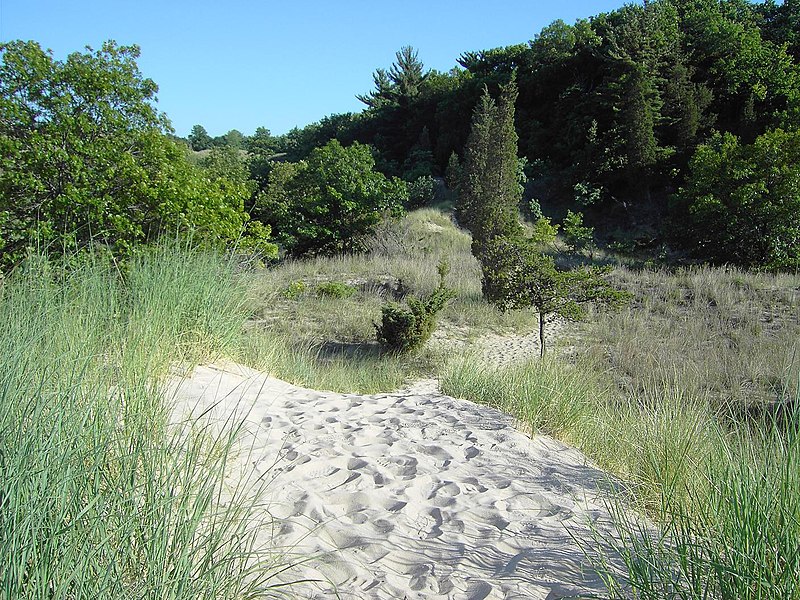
[431,318,566,369]
[169,362,627,598]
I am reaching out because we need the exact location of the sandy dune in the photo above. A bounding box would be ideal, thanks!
[169,363,623,599]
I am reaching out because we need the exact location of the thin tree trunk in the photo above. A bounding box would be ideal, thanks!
[539,311,546,358]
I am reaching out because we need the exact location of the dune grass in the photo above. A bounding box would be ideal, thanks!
[0,245,289,599]
[441,262,800,599]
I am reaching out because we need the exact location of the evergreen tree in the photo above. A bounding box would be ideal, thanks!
[456,77,523,255]
[188,124,213,151]
[357,46,428,109]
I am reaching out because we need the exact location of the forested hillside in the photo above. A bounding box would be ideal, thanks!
[185,0,799,268]
[2,0,799,269]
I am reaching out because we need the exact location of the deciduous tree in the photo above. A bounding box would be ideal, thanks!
[254,140,407,256]
[0,41,263,267]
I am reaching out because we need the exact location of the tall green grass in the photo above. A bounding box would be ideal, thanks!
[589,404,800,600]
[0,245,287,599]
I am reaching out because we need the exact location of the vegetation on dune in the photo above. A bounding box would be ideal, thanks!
[251,139,407,257]
[0,42,276,268]
[2,0,800,597]
[0,246,291,600]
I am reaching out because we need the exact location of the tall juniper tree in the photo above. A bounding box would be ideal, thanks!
[456,75,523,256]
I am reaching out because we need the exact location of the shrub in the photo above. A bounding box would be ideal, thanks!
[315,281,356,299]
[283,280,307,299]
[406,175,437,209]
[375,260,455,353]
[562,210,595,254]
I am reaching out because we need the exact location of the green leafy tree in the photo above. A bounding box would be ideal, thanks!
[0,41,262,267]
[214,129,245,149]
[200,145,250,186]
[254,140,407,256]
[759,0,800,61]
[245,126,279,185]
[456,77,523,255]
[188,124,213,151]
[678,128,800,270]
[481,237,629,356]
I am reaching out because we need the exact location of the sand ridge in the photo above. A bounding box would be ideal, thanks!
[169,362,623,599]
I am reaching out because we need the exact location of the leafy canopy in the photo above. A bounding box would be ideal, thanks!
[679,127,800,270]
[0,40,264,267]
[254,140,407,256]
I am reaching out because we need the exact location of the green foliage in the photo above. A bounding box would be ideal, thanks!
[530,217,560,248]
[315,281,357,299]
[679,128,800,270]
[562,210,595,254]
[527,197,544,221]
[255,140,407,257]
[188,124,212,151]
[445,152,462,190]
[573,181,603,207]
[357,46,429,109]
[283,280,307,299]
[0,41,257,268]
[456,78,524,254]
[215,128,245,149]
[375,259,456,353]
[406,175,437,209]
[245,126,279,185]
[200,145,250,186]
[237,221,278,259]
[480,236,629,354]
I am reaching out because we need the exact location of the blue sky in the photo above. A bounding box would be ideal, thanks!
[3,1,628,137]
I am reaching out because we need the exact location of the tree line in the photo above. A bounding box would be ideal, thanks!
[2,0,799,271]
[181,0,798,269]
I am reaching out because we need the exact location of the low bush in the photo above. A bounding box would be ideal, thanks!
[406,175,437,209]
[282,280,307,299]
[375,260,456,353]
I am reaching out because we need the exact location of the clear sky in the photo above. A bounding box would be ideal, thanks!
[2,1,629,137]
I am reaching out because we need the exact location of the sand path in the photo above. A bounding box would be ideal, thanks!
[169,362,624,599]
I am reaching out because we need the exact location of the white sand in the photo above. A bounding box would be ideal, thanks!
[169,362,624,599]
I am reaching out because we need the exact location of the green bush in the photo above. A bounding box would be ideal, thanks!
[562,210,594,254]
[406,175,437,209]
[282,280,307,299]
[375,260,455,353]
[678,128,800,270]
[315,281,357,299]
[254,140,407,257]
